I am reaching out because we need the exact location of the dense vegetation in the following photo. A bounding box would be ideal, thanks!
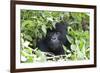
[20,10,90,63]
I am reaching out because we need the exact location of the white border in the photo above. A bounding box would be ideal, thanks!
[16,4,94,69]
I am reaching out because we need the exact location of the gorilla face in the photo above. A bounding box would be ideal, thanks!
[46,31,62,50]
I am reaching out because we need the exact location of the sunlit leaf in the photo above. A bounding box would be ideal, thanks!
[66,35,74,43]
[42,25,47,34]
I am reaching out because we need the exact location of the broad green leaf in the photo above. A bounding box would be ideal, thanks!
[24,35,33,41]
[42,25,47,34]
[66,35,74,43]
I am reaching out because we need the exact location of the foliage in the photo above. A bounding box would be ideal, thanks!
[20,9,90,63]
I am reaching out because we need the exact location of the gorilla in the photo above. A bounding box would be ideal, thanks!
[37,21,71,55]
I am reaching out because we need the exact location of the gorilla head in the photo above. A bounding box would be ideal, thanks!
[46,31,62,51]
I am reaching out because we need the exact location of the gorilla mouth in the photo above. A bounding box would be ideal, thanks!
[49,41,62,50]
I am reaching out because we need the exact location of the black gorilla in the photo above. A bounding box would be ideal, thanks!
[37,21,71,55]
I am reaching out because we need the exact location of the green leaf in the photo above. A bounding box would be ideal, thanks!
[24,35,33,41]
[66,35,74,43]
[62,45,67,52]
[42,25,47,34]
[71,44,76,51]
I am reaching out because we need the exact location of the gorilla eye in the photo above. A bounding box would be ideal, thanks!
[56,32,60,36]
[56,32,59,34]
